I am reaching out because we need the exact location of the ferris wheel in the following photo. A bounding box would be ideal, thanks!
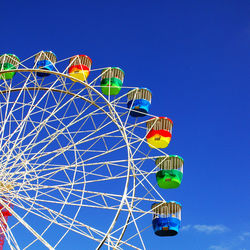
[0,52,184,249]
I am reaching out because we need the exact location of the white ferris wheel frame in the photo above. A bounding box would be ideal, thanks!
[0,65,169,250]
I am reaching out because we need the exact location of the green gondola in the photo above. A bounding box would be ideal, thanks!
[0,54,20,80]
[100,67,124,95]
[155,155,184,189]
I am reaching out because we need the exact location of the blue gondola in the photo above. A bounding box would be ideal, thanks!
[151,201,182,236]
[35,51,57,77]
[127,88,152,117]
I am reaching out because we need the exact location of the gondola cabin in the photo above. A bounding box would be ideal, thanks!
[0,203,13,218]
[35,51,57,77]
[152,201,181,236]
[0,202,13,247]
[155,156,184,189]
[0,54,20,80]
[146,117,173,148]
[101,67,124,95]
[69,55,92,82]
[127,88,152,117]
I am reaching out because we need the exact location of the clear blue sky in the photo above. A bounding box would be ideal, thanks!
[1,0,250,249]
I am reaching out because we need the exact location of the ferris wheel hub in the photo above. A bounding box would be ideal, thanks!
[0,182,13,193]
